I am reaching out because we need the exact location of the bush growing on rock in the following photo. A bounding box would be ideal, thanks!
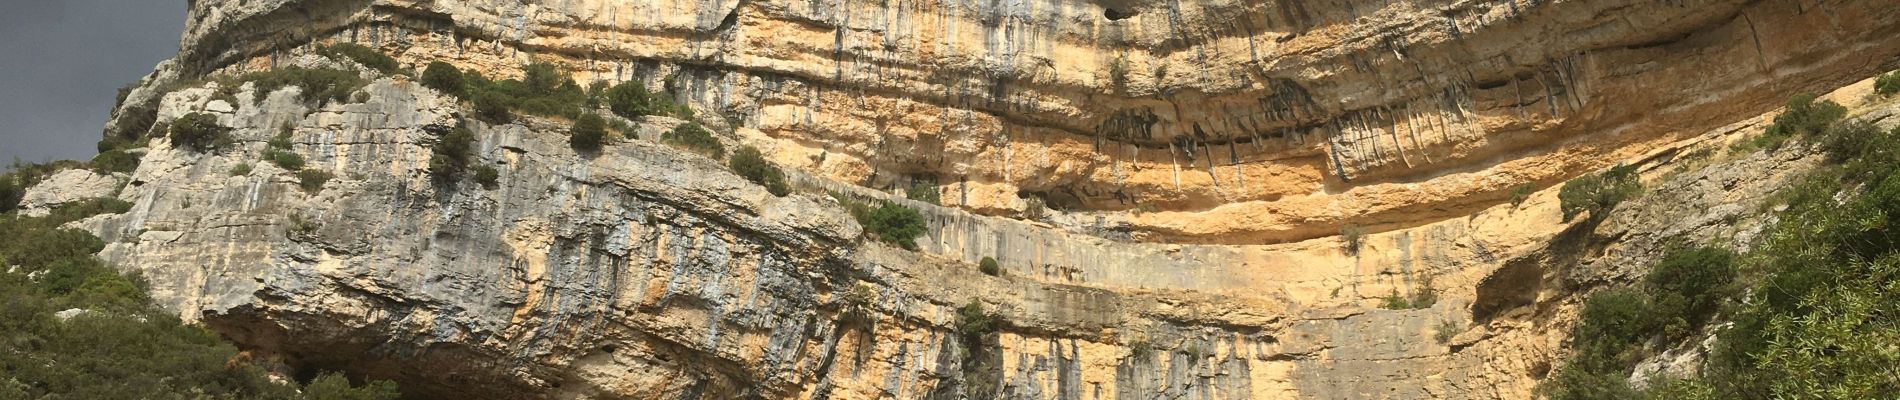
[906,182,941,205]
[729,145,789,197]
[428,123,477,183]
[605,80,692,120]
[473,165,500,190]
[569,114,607,153]
[319,43,403,75]
[662,122,724,159]
[1753,93,1847,150]
[89,149,140,174]
[168,113,229,152]
[979,257,1001,276]
[858,200,928,250]
[296,170,332,194]
[470,89,513,123]
[229,163,252,176]
[1557,164,1641,222]
[1876,70,1900,97]
[421,61,465,96]
[236,67,366,106]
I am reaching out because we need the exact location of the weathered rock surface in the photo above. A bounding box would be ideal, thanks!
[60,0,1900,398]
[18,168,122,216]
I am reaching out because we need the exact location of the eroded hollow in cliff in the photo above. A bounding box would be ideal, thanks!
[1104,8,1136,21]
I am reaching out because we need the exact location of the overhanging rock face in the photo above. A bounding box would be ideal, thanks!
[78,0,1900,398]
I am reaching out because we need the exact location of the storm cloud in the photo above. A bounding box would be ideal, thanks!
[0,1,185,165]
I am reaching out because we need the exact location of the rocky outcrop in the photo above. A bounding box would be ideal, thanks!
[18,168,122,216]
[63,0,1900,398]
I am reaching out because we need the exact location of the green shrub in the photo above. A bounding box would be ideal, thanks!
[470,89,512,123]
[1509,183,1534,207]
[428,123,477,183]
[729,146,790,197]
[605,80,692,120]
[89,149,140,174]
[955,301,996,337]
[1645,246,1736,336]
[1756,94,1847,150]
[1340,225,1365,254]
[662,123,724,159]
[0,176,19,214]
[229,163,252,176]
[1558,164,1642,222]
[268,150,305,171]
[522,62,566,96]
[296,170,332,194]
[1875,70,1900,97]
[979,257,1001,276]
[570,114,607,153]
[421,61,465,96]
[236,67,366,106]
[858,200,928,250]
[169,113,229,152]
[906,182,941,205]
[1379,290,1409,310]
[473,165,499,190]
[319,43,402,75]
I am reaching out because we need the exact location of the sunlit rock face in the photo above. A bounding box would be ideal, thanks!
[75,0,1900,398]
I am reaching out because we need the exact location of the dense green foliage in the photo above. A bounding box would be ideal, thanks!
[1752,94,1847,151]
[230,163,252,176]
[859,200,928,250]
[420,62,465,96]
[906,182,941,205]
[729,146,789,197]
[318,43,403,76]
[264,130,304,171]
[1875,70,1900,97]
[1545,93,1900,399]
[89,149,141,174]
[1558,164,1641,222]
[569,114,607,153]
[169,113,230,152]
[296,170,332,194]
[428,123,477,183]
[473,165,499,190]
[232,67,366,106]
[979,257,1000,276]
[604,80,692,120]
[0,180,397,399]
[662,123,724,159]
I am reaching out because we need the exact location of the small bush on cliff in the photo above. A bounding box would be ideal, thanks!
[473,165,500,190]
[236,67,366,106]
[89,149,141,174]
[662,122,724,159]
[729,146,790,197]
[428,123,477,183]
[296,170,332,194]
[469,89,513,123]
[906,182,941,205]
[979,257,1001,276]
[421,61,465,96]
[605,80,692,120]
[169,113,230,152]
[1558,164,1641,222]
[319,43,403,75]
[858,200,928,250]
[569,114,607,153]
[1753,93,1847,151]
[1876,70,1900,97]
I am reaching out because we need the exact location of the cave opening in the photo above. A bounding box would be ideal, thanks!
[1104,8,1136,21]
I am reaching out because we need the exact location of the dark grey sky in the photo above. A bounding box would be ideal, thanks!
[0,1,185,165]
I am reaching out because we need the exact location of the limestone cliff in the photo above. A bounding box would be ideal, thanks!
[63,0,1900,398]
